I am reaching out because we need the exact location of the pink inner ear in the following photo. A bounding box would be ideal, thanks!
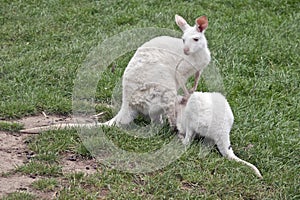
[178,20,186,27]
[176,15,187,27]
[196,16,208,32]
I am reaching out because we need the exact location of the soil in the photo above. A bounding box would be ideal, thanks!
[0,114,99,199]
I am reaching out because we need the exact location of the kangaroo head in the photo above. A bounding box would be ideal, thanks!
[175,14,208,55]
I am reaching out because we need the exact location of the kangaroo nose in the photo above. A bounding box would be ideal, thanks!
[183,47,190,55]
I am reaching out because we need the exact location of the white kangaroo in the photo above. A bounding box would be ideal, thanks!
[104,14,211,127]
[20,14,211,133]
[176,92,263,178]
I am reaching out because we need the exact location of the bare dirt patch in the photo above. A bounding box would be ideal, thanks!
[0,131,28,174]
[61,153,98,175]
[0,131,36,198]
[0,115,100,199]
[0,174,36,197]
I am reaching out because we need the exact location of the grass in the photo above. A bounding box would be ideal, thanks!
[2,192,36,200]
[16,161,62,177]
[1,0,299,199]
[0,121,23,132]
[31,178,58,192]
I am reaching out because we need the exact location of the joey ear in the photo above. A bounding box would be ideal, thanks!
[195,16,208,32]
[175,14,190,31]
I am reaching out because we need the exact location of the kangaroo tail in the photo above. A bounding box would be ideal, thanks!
[19,122,99,134]
[228,153,263,178]
[19,111,128,133]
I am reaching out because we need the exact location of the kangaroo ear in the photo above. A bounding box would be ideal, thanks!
[175,14,190,31]
[195,16,208,32]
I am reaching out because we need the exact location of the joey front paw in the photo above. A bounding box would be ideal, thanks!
[180,94,191,105]
[188,88,195,94]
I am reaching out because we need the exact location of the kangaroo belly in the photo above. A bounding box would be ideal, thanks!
[121,48,179,114]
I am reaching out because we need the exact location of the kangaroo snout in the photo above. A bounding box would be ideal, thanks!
[183,47,190,55]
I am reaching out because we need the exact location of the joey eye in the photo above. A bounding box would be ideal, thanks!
[193,38,199,42]
[182,39,185,43]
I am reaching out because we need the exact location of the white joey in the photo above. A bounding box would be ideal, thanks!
[176,92,263,178]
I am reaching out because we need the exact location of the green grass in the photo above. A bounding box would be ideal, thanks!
[0,121,23,132]
[26,129,83,162]
[31,178,58,192]
[1,0,299,199]
[2,192,36,200]
[16,161,62,177]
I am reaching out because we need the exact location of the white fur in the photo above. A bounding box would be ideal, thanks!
[176,92,263,178]
[105,15,211,127]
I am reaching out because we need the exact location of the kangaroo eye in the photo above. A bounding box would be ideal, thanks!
[193,38,199,42]
[182,39,185,43]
